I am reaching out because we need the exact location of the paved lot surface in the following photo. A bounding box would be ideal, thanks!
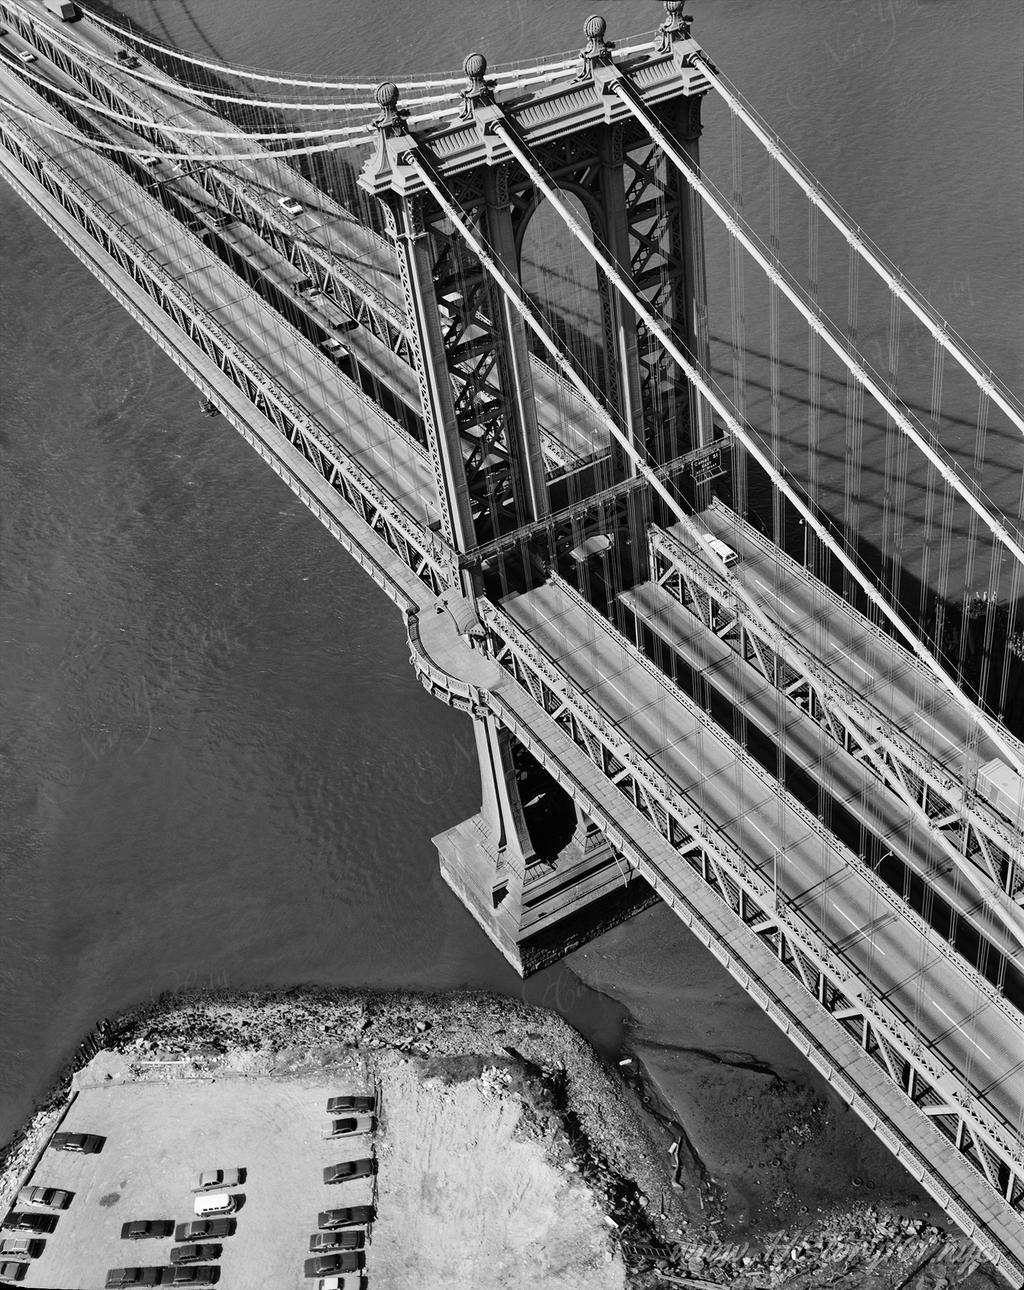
[13,1075,376,1289]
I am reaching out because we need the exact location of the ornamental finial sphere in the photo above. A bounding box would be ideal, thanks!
[464,51,487,79]
[584,14,606,39]
[375,82,399,108]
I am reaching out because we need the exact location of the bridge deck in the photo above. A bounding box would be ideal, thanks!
[13,8,613,475]
[620,580,1023,967]
[502,580,1024,1133]
[1,72,439,535]
[691,509,1024,805]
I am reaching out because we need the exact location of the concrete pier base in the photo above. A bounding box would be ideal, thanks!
[434,810,658,975]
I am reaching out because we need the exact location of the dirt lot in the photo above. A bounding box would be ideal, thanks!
[0,987,1004,1290]
[372,1055,623,1289]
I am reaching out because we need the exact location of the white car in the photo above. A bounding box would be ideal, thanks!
[318,1277,362,1290]
[701,533,740,567]
[16,49,37,63]
[277,196,303,217]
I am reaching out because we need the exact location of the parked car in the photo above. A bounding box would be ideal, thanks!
[326,1096,375,1114]
[0,1239,42,1260]
[318,1206,374,1230]
[52,1131,105,1153]
[173,1219,234,1243]
[317,1278,364,1290]
[277,196,303,217]
[328,1115,375,1138]
[170,1243,221,1266]
[322,1159,374,1184]
[168,1268,218,1286]
[304,1252,364,1278]
[15,50,36,63]
[193,1170,244,1193]
[309,1231,363,1254]
[105,1270,163,1288]
[192,1194,237,1219]
[1,1213,56,1236]
[121,1220,174,1240]
[16,1187,72,1211]
[138,155,160,168]
[0,1262,27,1284]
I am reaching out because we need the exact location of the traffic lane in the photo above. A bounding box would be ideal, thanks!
[503,584,1023,1127]
[789,872,1023,1124]
[52,135,439,528]
[623,582,1024,963]
[43,12,405,307]
[678,517,991,770]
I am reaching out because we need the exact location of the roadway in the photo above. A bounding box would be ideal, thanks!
[5,0,614,478]
[691,507,1024,801]
[620,579,1024,970]
[0,63,439,535]
[502,579,1024,1137]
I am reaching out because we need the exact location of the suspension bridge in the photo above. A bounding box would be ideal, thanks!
[1,0,1022,1278]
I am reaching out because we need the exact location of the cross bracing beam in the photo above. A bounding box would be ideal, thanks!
[479,578,1024,1227]
[647,519,1024,903]
[402,136,1024,952]
[0,0,415,360]
[0,105,456,595]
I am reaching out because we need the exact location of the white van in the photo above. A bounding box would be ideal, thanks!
[701,533,739,568]
[194,1192,237,1217]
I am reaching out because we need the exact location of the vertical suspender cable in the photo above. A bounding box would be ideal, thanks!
[692,58,1024,442]
[486,109,1024,787]
[403,143,1024,949]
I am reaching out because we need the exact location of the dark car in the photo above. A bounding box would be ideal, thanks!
[168,1269,219,1287]
[322,1159,374,1185]
[303,1252,364,1278]
[0,1263,27,1284]
[173,1220,234,1243]
[52,1131,105,1153]
[16,1187,72,1211]
[121,1220,174,1240]
[105,1271,164,1288]
[193,1169,244,1193]
[1,1213,57,1236]
[325,1096,375,1114]
[317,1206,374,1230]
[328,1115,375,1138]
[309,1231,364,1254]
[171,1244,221,1266]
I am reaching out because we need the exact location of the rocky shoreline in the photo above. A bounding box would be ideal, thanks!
[0,987,1002,1289]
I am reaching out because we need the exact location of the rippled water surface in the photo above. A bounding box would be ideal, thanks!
[1,0,1021,1146]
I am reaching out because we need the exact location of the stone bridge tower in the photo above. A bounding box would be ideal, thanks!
[360,7,720,971]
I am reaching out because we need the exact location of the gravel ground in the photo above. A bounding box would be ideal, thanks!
[0,987,1004,1289]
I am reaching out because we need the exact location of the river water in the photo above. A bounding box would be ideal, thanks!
[1,1,1021,1150]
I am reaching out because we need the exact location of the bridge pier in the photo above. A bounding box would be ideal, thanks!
[434,710,657,974]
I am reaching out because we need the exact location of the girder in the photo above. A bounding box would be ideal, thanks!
[0,107,455,597]
[649,518,1024,900]
[479,577,1024,1219]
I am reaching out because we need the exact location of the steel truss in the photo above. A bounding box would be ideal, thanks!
[648,518,1023,900]
[622,133,691,462]
[478,577,1024,1214]
[0,3,416,364]
[0,112,454,595]
[417,173,521,525]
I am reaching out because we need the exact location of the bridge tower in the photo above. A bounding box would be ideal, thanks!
[360,8,720,971]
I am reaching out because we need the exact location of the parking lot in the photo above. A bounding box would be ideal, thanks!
[8,1076,376,1288]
